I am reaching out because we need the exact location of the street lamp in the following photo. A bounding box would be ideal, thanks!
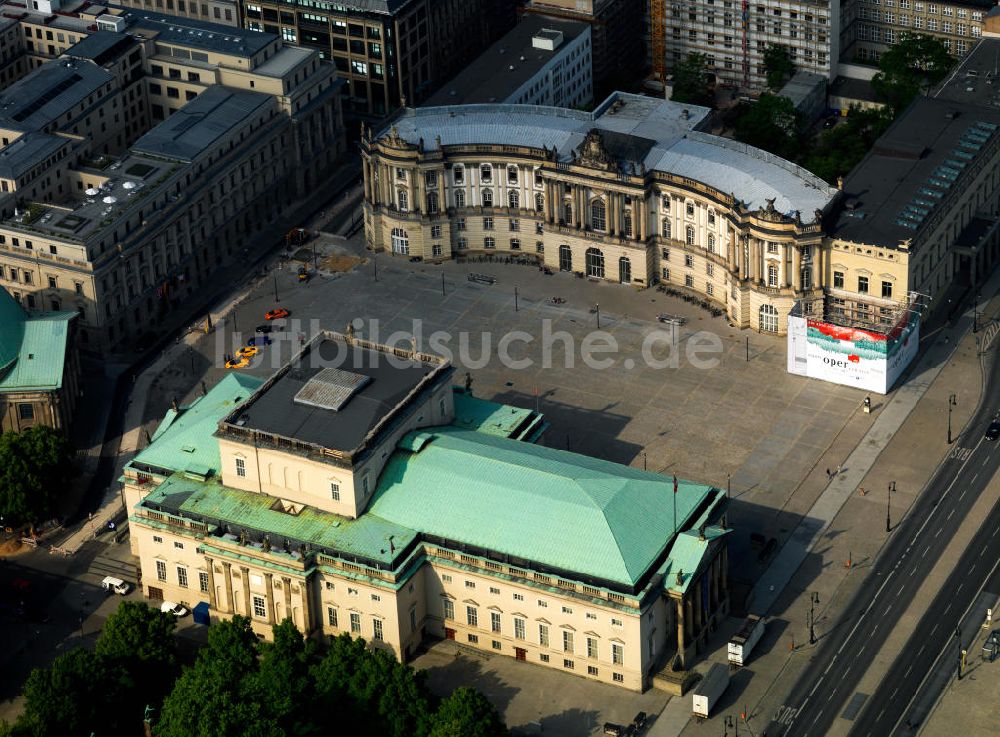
[595,303,601,328]
[886,481,896,533]
[808,591,820,644]
[947,394,957,444]
[273,274,279,302]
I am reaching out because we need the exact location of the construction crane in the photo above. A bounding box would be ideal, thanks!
[651,0,667,82]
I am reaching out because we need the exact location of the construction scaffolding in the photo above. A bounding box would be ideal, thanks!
[651,0,666,81]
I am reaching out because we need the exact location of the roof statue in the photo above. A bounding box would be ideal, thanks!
[576,129,614,170]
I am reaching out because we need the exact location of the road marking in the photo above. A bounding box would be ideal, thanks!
[910,567,917,576]
[923,545,931,558]
[905,664,913,678]
[982,547,989,557]
[891,688,898,699]
[859,644,866,655]
[877,708,886,721]
[971,473,979,483]
[930,624,938,636]
[898,584,906,595]
[948,508,956,520]
[936,527,943,538]
[957,582,963,593]
[884,604,892,616]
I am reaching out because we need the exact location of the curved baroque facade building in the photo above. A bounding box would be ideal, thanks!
[362,93,840,334]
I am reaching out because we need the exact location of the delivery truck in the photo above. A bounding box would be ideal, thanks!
[692,663,730,718]
[728,614,765,667]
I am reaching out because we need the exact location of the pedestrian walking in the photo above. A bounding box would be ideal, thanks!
[826,468,832,480]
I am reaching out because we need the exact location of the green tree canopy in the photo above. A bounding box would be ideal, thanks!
[802,107,895,184]
[871,32,953,112]
[430,687,508,737]
[0,425,73,531]
[671,53,714,108]
[733,93,801,161]
[16,647,129,737]
[763,44,795,90]
[96,600,178,708]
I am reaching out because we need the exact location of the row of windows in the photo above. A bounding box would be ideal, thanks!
[832,272,894,298]
[153,559,209,592]
[326,608,385,640]
[445,600,626,663]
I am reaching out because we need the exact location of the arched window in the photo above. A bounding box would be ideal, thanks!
[685,226,695,245]
[767,263,779,287]
[426,192,439,214]
[619,256,632,283]
[662,219,671,238]
[563,202,572,223]
[391,227,409,255]
[759,304,778,333]
[535,192,544,212]
[454,189,465,208]
[586,247,605,278]
[482,189,493,207]
[623,210,633,238]
[559,244,573,272]
[453,165,465,184]
[707,233,715,252]
[591,199,607,231]
[507,165,519,184]
[508,190,519,209]
[397,189,408,212]
[480,164,492,182]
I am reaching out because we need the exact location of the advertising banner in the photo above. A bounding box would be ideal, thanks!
[787,305,920,394]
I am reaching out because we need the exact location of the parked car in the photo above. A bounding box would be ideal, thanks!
[237,346,259,358]
[986,420,1000,441]
[255,324,273,334]
[160,601,188,617]
[101,576,131,595]
[225,356,249,369]
[247,335,272,347]
[265,308,290,320]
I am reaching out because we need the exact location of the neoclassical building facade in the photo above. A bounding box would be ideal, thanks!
[362,93,840,334]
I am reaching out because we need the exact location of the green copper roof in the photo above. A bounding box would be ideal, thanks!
[451,388,545,440]
[143,473,417,567]
[369,428,717,587]
[0,288,75,392]
[663,526,731,595]
[130,374,264,476]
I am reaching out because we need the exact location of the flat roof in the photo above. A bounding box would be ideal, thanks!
[131,85,273,162]
[0,59,113,131]
[64,30,136,65]
[829,75,882,105]
[221,333,453,456]
[253,45,312,78]
[423,16,589,106]
[831,96,1000,247]
[933,37,1000,108]
[0,288,75,392]
[119,6,276,57]
[384,92,838,215]
[0,132,68,180]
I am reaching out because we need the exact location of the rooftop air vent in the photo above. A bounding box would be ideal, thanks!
[293,368,371,411]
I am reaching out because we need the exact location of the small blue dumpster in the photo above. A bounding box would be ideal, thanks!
[192,601,211,626]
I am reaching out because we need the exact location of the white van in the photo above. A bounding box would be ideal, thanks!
[101,576,131,595]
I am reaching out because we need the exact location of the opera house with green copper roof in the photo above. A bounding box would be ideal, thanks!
[125,331,731,691]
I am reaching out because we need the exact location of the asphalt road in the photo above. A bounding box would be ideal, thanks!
[768,342,1000,737]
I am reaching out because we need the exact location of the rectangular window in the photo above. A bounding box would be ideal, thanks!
[174,541,184,549]
[483,217,494,230]
[199,571,209,592]
[508,219,519,232]
[492,639,502,650]
[350,612,361,633]
[371,594,381,602]
[563,659,574,669]
[561,606,573,614]
[513,593,524,601]
[328,607,338,627]
[613,672,624,682]
[176,566,188,587]
[514,617,526,640]
[372,618,383,641]
[489,587,500,595]
[611,617,623,627]
[588,665,599,676]
[858,276,869,294]
[252,595,266,618]
[833,271,844,289]
[539,623,549,647]
[491,611,502,633]
[443,599,455,619]
[468,634,479,643]
[330,482,340,500]
[587,637,598,659]
[612,642,624,665]
[465,580,476,589]
[563,630,574,653]
[882,281,893,299]
[467,606,478,626]
[442,574,453,583]
[431,225,442,239]
[156,560,167,581]
[235,458,246,477]
[153,535,163,544]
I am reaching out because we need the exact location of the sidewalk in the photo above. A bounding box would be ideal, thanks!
[749,269,1000,616]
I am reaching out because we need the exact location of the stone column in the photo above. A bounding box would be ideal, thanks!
[205,557,218,611]
[240,566,251,619]
[675,598,686,660]
[264,573,275,625]
[301,579,312,635]
[222,562,234,614]
[792,246,802,291]
[282,576,293,627]
[608,192,617,236]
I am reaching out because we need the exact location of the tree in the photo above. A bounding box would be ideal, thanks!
[733,93,801,161]
[156,616,279,737]
[16,647,129,737]
[97,600,178,707]
[249,618,320,736]
[872,32,953,112]
[802,107,895,184]
[0,426,73,532]
[671,53,714,108]
[430,687,508,737]
[763,44,795,90]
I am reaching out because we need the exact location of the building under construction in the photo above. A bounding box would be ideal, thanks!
[648,0,840,90]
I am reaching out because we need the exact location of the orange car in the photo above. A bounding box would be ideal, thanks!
[265,308,290,320]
